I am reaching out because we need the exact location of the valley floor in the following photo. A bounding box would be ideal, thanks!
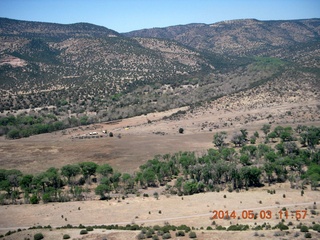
[0,183,319,239]
[0,99,319,174]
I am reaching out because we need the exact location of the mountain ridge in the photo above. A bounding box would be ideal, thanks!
[0,17,120,39]
[0,17,319,132]
[124,18,320,55]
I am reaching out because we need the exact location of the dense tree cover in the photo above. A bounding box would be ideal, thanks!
[0,114,91,139]
[0,125,319,204]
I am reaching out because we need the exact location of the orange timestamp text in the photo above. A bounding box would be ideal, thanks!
[211,209,307,220]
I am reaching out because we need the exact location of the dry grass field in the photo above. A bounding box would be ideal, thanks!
[0,78,320,239]
[0,185,319,239]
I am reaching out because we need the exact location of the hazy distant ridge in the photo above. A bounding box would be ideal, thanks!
[0,17,121,39]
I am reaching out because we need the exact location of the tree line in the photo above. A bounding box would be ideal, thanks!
[0,114,90,139]
[0,124,319,205]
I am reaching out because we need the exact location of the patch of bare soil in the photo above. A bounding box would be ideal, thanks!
[0,54,27,67]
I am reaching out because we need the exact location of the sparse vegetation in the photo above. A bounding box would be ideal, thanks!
[227,224,249,231]
[304,232,312,238]
[213,132,227,148]
[189,231,197,238]
[2,19,318,140]
[176,230,185,236]
[162,232,172,239]
[86,226,94,231]
[300,225,309,232]
[33,233,44,240]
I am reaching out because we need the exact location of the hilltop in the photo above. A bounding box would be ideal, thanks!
[0,17,120,38]
[125,18,320,55]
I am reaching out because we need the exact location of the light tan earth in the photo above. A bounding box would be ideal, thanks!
[0,184,319,239]
[0,78,320,239]
[0,55,27,68]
